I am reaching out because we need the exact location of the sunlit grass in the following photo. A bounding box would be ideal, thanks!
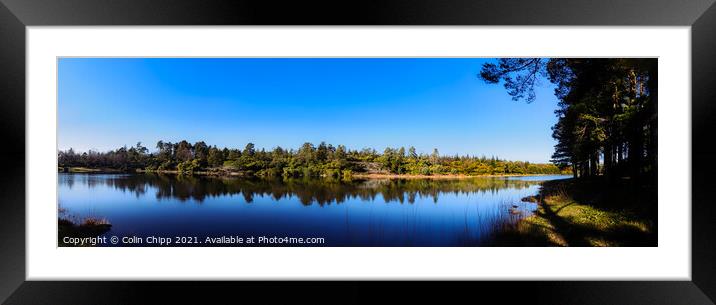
[488,178,656,246]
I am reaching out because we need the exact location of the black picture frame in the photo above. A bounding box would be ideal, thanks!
[1,0,714,304]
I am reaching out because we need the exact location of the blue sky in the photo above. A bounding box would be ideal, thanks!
[58,58,559,163]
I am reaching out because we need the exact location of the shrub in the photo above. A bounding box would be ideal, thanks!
[158,160,173,170]
[177,159,200,175]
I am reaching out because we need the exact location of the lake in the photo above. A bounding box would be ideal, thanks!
[57,173,570,246]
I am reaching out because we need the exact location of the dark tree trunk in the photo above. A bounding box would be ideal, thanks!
[630,125,643,180]
[646,60,658,176]
[580,161,588,178]
[572,162,578,178]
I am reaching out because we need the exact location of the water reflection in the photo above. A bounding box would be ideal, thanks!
[60,173,546,205]
[58,173,568,246]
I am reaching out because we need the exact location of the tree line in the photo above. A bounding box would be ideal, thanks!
[480,58,657,180]
[58,141,563,178]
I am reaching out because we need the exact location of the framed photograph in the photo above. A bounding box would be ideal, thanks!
[1,0,715,304]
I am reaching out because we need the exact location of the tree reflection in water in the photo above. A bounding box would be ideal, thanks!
[59,173,543,206]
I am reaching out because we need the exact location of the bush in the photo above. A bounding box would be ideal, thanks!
[158,160,173,170]
[302,166,319,178]
[177,159,200,175]
[282,167,301,178]
[223,160,239,169]
[258,168,281,178]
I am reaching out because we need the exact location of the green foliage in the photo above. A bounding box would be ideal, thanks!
[158,160,173,171]
[177,159,200,175]
[207,146,224,167]
[59,140,563,178]
[480,58,657,179]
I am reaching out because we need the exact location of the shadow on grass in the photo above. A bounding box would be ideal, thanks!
[486,177,657,247]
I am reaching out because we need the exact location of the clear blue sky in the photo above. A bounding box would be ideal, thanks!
[58,58,559,163]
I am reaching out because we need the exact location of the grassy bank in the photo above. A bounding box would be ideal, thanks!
[58,216,112,246]
[57,205,112,246]
[490,177,657,246]
[59,167,126,173]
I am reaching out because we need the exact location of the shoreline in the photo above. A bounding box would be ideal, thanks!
[350,173,566,179]
[60,167,568,179]
[489,178,656,246]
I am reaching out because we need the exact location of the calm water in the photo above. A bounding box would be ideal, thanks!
[58,173,569,246]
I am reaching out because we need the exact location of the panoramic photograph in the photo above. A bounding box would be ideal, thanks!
[57,57,657,247]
